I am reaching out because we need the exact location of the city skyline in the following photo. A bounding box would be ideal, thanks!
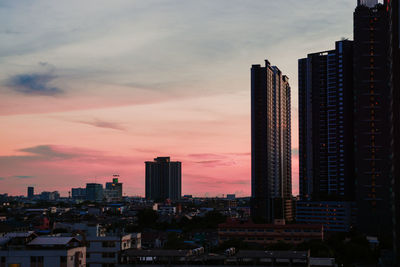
[0,0,359,197]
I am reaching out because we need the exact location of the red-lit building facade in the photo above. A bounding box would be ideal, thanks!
[218,220,323,245]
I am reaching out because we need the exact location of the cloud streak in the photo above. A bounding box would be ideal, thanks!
[19,145,76,160]
[75,119,126,131]
[13,175,34,179]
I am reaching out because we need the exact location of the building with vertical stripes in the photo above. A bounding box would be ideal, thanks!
[251,60,292,223]
[298,40,355,202]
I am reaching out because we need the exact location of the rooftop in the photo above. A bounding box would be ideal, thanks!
[28,236,80,246]
[219,220,323,230]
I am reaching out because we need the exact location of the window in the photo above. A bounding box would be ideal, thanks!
[102,252,115,258]
[102,241,116,248]
[30,256,43,267]
[86,253,90,258]
[60,256,67,267]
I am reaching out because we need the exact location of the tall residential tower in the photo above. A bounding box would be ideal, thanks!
[298,40,355,201]
[353,1,392,237]
[389,0,400,260]
[145,157,181,201]
[251,60,292,223]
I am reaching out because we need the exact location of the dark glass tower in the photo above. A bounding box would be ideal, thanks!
[298,40,354,201]
[85,183,104,202]
[27,187,34,199]
[251,60,292,223]
[145,157,181,201]
[354,1,392,237]
[389,0,400,260]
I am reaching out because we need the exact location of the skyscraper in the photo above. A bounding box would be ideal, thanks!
[251,60,292,223]
[389,0,400,260]
[27,187,34,199]
[145,157,181,201]
[298,40,355,201]
[353,1,392,237]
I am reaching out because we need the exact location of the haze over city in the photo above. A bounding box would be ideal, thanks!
[0,0,358,197]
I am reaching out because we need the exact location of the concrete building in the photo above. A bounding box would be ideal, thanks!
[251,60,292,223]
[218,219,323,245]
[145,157,181,201]
[84,225,141,267]
[85,183,104,202]
[71,188,86,201]
[104,175,123,202]
[0,233,86,267]
[157,205,177,215]
[298,40,355,201]
[40,191,60,201]
[353,1,393,239]
[120,249,313,266]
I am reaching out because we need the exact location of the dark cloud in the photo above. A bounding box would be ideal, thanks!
[19,145,75,160]
[75,119,126,131]
[7,72,63,96]
[195,159,236,167]
[13,175,34,179]
[0,177,4,180]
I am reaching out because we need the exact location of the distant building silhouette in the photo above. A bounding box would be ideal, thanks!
[27,187,34,199]
[71,187,86,200]
[353,1,392,238]
[251,60,292,223]
[105,175,123,202]
[86,183,104,202]
[298,40,355,201]
[145,157,181,201]
[39,191,60,201]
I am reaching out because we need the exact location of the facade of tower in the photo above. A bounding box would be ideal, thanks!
[298,40,355,201]
[145,157,181,201]
[86,183,104,202]
[27,187,34,199]
[353,2,392,237]
[251,60,292,223]
[105,175,123,202]
[389,0,400,260]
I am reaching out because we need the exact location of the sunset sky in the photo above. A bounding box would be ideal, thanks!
[0,0,356,197]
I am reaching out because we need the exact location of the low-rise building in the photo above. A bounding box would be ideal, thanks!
[84,225,140,267]
[218,219,323,245]
[158,205,176,215]
[0,233,86,267]
[120,249,311,266]
[296,201,355,232]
